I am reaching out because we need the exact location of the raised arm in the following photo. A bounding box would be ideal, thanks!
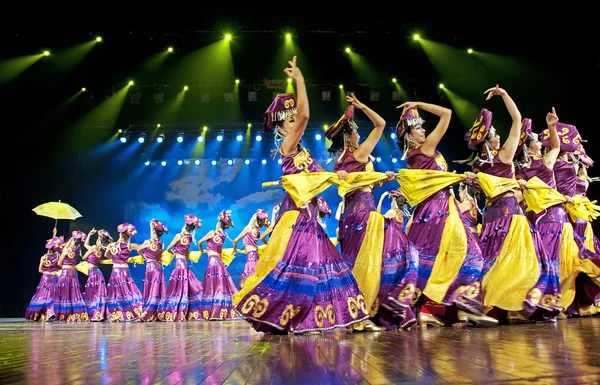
[84,228,97,251]
[485,85,522,163]
[233,226,251,253]
[197,230,216,254]
[280,56,309,155]
[58,238,73,267]
[350,94,386,162]
[542,107,560,169]
[398,101,452,157]
[376,192,390,213]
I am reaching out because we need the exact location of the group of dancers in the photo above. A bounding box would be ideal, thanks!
[26,56,600,335]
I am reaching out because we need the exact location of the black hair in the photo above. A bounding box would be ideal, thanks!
[184,223,195,232]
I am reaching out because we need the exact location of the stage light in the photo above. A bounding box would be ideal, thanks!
[177,133,184,143]
[197,136,203,142]
[323,124,328,129]
[194,160,200,165]
[167,47,174,53]
[202,126,208,132]
[287,78,292,83]
[177,160,183,165]
[345,47,351,53]
[278,159,283,165]
[227,159,233,165]
[96,36,102,42]
[157,133,165,143]
[339,84,344,90]
[261,159,267,165]
[81,87,86,92]
[128,80,134,86]
[118,129,123,133]
[225,34,232,41]
[255,135,262,142]
[161,161,167,166]
[138,134,146,143]
[391,133,396,139]
[439,83,445,89]
[392,158,398,163]
[376,157,381,162]
[392,78,397,83]
[119,134,128,143]
[468,48,473,54]
[183,85,189,91]
[235,79,240,84]
[244,159,250,165]
[157,123,161,128]
[285,33,291,40]
[43,50,50,56]
[413,34,420,41]
[315,134,322,140]
[247,123,252,129]
[211,160,217,166]
[236,134,243,141]
[144,160,150,166]
[217,134,223,142]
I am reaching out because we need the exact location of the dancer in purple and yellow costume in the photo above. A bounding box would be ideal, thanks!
[458,182,481,239]
[156,214,204,321]
[533,119,600,316]
[137,219,168,321]
[466,88,560,323]
[197,211,240,320]
[104,223,144,321]
[396,100,497,327]
[55,230,89,322]
[25,235,64,321]
[373,190,419,330]
[233,56,369,334]
[81,228,112,321]
[233,209,270,289]
[326,94,393,332]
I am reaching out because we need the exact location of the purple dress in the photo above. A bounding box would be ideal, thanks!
[84,248,108,321]
[407,147,485,314]
[25,251,60,321]
[156,233,204,321]
[239,226,261,289]
[475,154,559,318]
[461,201,480,240]
[198,230,240,320]
[234,146,370,333]
[552,158,600,315]
[374,209,420,330]
[140,239,166,321]
[105,242,144,321]
[53,246,89,322]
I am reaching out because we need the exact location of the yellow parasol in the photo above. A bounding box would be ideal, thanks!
[32,200,82,228]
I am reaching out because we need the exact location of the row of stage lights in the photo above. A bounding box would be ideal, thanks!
[144,156,400,167]
[119,131,399,143]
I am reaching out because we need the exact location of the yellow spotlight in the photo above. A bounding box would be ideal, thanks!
[81,87,86,92]
[96,36,102,42]
[202,126,208,131]
[235,79,240,84]
[287,78,292,83]
[225,34,232,41]
[157,123,161,128]
[345,47,351,53]
[128,80,134,86]
[413,34,420,41]
[339,84,344,90]
[285,33,291,40]
[467,48,473,54]
[118,128,123,133]
[168,47,174,53]
[43,50,50,56]
[247,123,252,128]
[323,124,328,129]
[183,85,189,91]
[439,83,445,89]
[392,78,397,83]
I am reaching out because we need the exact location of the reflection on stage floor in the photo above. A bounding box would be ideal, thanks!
[2,317,600,384]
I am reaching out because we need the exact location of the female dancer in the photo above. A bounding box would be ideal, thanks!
[137,219,168,321]
[25,236,64,321]
[233,209,270,289]
[458,182,481,238]
[55,230,89,322]
[325,94,393,332]
[396,99,496,327]
[156,214,204,321]
[468,90,559,323]
[233,56,370,334]
[374,190,420,330]
[82,228,112,321]
[104,223,144,322]
[197,210,240,320]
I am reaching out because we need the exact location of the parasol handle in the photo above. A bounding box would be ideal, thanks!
[262,181,280,188]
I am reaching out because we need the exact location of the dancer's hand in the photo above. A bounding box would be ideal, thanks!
[564,195,574,203]
[484,84,508,100]
[283,56,304,83]
[346,93,365,110]
[272,205,280,214]
[336,170,349,181]
[89,228,97,235]
[385,171,395,181]
[396,101,420,113]
[546,107,559,126]
[517,179,527,190]
[463,171,476,181]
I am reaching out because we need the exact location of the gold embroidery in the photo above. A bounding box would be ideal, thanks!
[398,283,417,303]
[280,304,302,326]
[326,304,336,324]
[314,306,326,328]
[150,242,159,252]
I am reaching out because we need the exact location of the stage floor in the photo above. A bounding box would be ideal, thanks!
[2,317,600,384]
